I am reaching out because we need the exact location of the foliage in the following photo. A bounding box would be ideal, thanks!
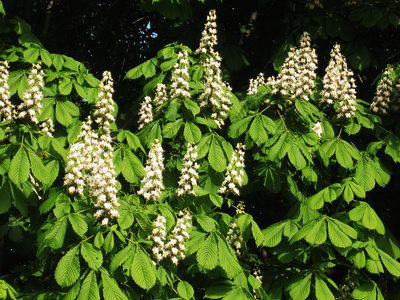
[1,1,400,300]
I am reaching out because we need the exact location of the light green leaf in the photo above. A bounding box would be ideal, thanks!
[162,118,183,138]
[121,150,145,183]
[40,49,52,66]
[23,48,40,63]
[267,131,289,161]
[64,279,82,300]
[77,270,100,300]
[262,220,287,247]
[104,232,114,254]
[205,285,235,299]
[355,158,375,192]
[315,274,335,300]
[336,140,353,168]
[81,242,103,271]
[228,116,253,138]
[217,234,242,278]
[56,101,73,126]
[55,245,80,288]
[305,218,327,245]
[130,247,156,290]
[45,160,60,187]
[53,54,65,71]
[9,146,30,186]
[249,115,268,146]
[110,243,134,274]
[289,273,312,300]
[184,121,202,143]
[209,193,223,207]
[208,136,226,172]
[45,216,68,249]
[196,215,216,232]
[288,134,306,170]
[371,158,390,187]
[251,220,264,247]
[183,98,200,116]
[101,269,129,300]
[28,149,50,185]
[142,60,156,79]
[377,249,400,277]
[197,233,219,270]
[68,213,88,237]
[327,219,352,248]
[59,78,73,95]
[177,281,194,300]
[124,64,143,80]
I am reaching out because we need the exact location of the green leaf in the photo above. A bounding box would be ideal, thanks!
[110,243,134,274]
[208,136,226,172]
[142,60,156,79]
[197,233,219,270]
[355,158,375,191]
[53,54,64,71]
[371,158,390,187]
[59,78,73,95]
[28,149,50,185]
[77,270,100,300]
[162,118,184,138]
[68,213,88,237]
[267,131,289,161]
[23,47,40,63]
[228,116,253,139]
[287,134,306,170]
[251,220,264,247]
[377,249,400,277]
[349,201,384,234]
[184,121,202,143]
[249,115,268,146]
[121,150,145,183]
[305,218,327,245]
[104,232,114,254]
[56,101,73,126]
[55,245,80,288]
[165,99,181,121]
[327,219,352,248]
[205,285,235,299]
[262,220,287,247]
[0,183,12,214]
[9,146,30,186]
[336,140,353,168]
[315,274,335,300]
[183,98,201,116]
[45,160,60,187]
[289,273,312,300]
[124,64,143,80]
[81,242,103,271]
[177,281,194,300]
[217,234,242,278]
[101,269,129,300]
[65,279,82,300]
[130,247,156,290]
[196,215,216,232]
[45,216,68,249]
[40,49,52,66]
[352,281,379,300]
[209,193,223,207]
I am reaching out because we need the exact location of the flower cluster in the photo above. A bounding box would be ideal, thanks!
[247,73,265,96]
[170,50,191,100]
[266,32,317,105]
[219,143,245,196]
[138,139,165,201]
[176,142,200,197]
[64,72,119,225]
[226,221,243,256]
[138,96,153,130]
[393,79,400,112]
[312,121,323,139]
[16,62,45,124]
[195,9,218,56]
[0,61,14,123]
[149,210,191,265]
[94,71,116,131]
[154,83,168,107]
[370,65,394,114]
[39,117,55,137]
[322,44,357,119]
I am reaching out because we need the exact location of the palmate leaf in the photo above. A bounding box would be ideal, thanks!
[327,219,352,248]
[55,245,80,288]
[377,249,400,277]
[130,247,156,290]
[352,281,384,300]
[77,270,100,300]
[101,269,129,300]
[371,158,390,187]
[9,146,30,186]
[217,234,242,278]
[81,242,103,271]
[349,201,385,234]
[304,218,327,245]
[197,233,219,270]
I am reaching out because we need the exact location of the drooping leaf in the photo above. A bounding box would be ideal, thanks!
[68,213,88,237]
[183,121,202,143]
[9,146,30,186]
[130,247,156,290]
[217,234,242,278]
[315,274,335,300]
[55,245,80,288]
[355,158,376,192]
[44,216,68,249]
[81,242,103,271]
[121,150,145,183]
[197,233,219,270]
[249,115,268,146]
[101,269,129,300]
[77,271,100,300]
[228,116,253,139]
[288,273,312,300]
[177,281,194,300]
[208,135,226,172]
[110,243,134,275]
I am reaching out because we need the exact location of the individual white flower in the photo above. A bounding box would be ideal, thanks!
[266,32,317,105]
[0,61,14,123]
[138,139,165,201]
[138,96,153,129]
[312,121,323,139]
[176,143,200,197]
[370,65,394,114]
[16,62,45,124]
[321,44,357,119]
[219,143,246,196]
